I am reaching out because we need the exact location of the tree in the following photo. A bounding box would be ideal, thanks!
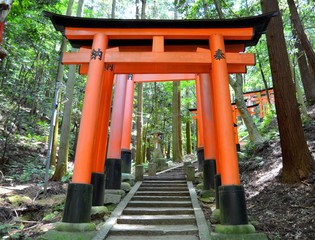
[261,0,314,183]
[185,90,192,154]
[287,0,315,77]
[52,0,85,181]
[135,0,145,165]
[290,14,315,104]
[172,81,183,162]
[230,75,265,147]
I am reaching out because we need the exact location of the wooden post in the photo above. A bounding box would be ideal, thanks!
[199,73,217,190]
[210,34,249,226]
[63,33,108,223]
[91,70,114,206]
[195,76,205,172]
[121,75,134,173]
[106,74,128,189]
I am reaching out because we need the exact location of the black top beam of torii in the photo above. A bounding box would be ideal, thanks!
[44,11,277,49]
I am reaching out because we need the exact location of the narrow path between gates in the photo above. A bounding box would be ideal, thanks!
[94,164,210,240]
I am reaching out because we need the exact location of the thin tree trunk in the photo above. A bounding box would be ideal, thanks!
[213,0,224,19]
[172,81,183,162]
[292,26,315,104]
[287,0,315,76]
[185,90,192,154]
[261,0,314,183]
[141,0,146,19]
[111,0,116,18]
[51,0,83,181]
[135,82,143,165]
[256,48,272,104]
[230,75,265,146]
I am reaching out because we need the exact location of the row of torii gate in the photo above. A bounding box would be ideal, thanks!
[45,11,275,233]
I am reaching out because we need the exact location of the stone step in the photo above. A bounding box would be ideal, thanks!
[128,201,192,208]
[144,177,186,180]
[117,215,196,225]
[135,191,190,196]
[123,207,194,215]
[138,187,188,191]
[131,195,191,201]
[109,224,198,236]
[141,183,187,187]
[106,235,199,240]
[142,180,187,184]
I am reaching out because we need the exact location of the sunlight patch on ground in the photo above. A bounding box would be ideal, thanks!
[246,160,282,199]
[255,161,282,185]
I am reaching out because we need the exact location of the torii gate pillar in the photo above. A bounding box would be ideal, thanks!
[63,33,108,223]
[199,73,217,191]
[195,77,205,172]
[121,75,134,174]
[210,34,249,226]
[106,74,128,189]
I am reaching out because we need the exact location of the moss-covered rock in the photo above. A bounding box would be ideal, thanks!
[7,195,32,207]
[38,230,96,240]
[215,224,256,234]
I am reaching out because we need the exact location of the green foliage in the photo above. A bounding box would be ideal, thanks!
[258,107,279,140]
[60,170,73,183]
[8,157,47,182]
[0,223,24,239]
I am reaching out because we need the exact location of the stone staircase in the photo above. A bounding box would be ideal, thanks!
[95,165,209,240]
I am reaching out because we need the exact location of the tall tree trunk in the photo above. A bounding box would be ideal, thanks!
[185,90,192,154]
[287,0,315,76]
[185,117,192,154]
[52,0,83,181]
[202,0,208,18]
[141,0,146,19]
[292,27,315,104]
[135,82,143,165]
[213,0,224,18]
[230,75,265,147]
[261,0,314,183]
[111,0,116,18]
[256,48,272,104]
[172,81,183,162]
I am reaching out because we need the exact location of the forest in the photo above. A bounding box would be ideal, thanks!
[0,0,315,239]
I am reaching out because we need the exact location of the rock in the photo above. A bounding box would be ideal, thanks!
[91,206,108,219]
[121,182,131,192]
[104,193,121,205]
[121,173,135,186]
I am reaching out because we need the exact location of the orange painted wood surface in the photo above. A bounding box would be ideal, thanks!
[107,74,128,159]
[72,33,108,184]
[210,34,240,185]
[92,70,114,173]
[65,27,254,41]
[121,76,134,150]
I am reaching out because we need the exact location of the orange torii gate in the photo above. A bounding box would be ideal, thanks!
[243,88,275,119]
[45,11,275,234]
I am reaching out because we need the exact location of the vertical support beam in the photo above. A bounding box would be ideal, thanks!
[210,34,249,226]
[106,74,128,189]
[199,73,217,190]
[232,106,241,152]
[91,70,114,206]
[121,74,135,173]
[195,76,205,172]
[63,33,107,223]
